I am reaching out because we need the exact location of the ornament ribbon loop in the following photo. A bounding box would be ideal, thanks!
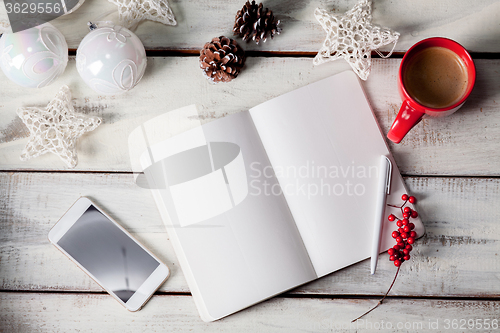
[375,38,399,59]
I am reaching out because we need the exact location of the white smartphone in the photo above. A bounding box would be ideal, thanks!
[48,197,169,311]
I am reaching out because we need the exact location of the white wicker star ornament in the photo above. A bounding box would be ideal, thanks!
[107,0,177,29]
[313,0,399,80]
[16,85,102,168]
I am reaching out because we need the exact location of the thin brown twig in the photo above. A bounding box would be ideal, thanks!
[351,266,401,323]
[387,199,409,215]
[386,204,400,208]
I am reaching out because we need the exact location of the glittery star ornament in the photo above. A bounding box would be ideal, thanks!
[313,0,400,80]
[107,0,177,29]
[16,85,102,168]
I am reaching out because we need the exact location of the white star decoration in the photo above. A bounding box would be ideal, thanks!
[313,0,400,80]
[16,85,102,168]
[107,0,177,29]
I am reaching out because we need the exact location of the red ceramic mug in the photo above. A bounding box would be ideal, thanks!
[387,37,476,144]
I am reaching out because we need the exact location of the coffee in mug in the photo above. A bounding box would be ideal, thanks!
[403,46,469,109]
[387,38,475,144]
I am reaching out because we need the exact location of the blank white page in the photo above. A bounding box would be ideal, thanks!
[250,71,424,277]
[141,110,316,321]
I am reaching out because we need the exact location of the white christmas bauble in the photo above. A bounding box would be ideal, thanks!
[76,23,147,95]
[0,23,68,88]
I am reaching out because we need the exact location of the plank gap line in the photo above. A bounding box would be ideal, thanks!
[1,170,499,180]
[66,50,500,60]
[1,290,499,301]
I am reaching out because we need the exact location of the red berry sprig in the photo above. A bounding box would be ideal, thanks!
[387,194,418,267]
[352,193,419,323]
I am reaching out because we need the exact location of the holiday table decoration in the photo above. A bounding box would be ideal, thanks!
[76,22,147,95]
[352,194,419,322]
[107,0,176,29]
[16,85,102,168]
[0,22,68,88]
[233,0,281,44]
[200,36,246,83]
[313,0,399,80]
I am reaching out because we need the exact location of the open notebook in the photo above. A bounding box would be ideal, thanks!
[132,71,425,321]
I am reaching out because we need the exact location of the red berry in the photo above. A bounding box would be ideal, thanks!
[388,214,396,221]
[397,242,405,248]
[410,231,417,238]
[403,249,410,255]
[403,212,410,219]
[393,245,401,251]
[398,227,404,233]
[411,211,418,218]
[392,231,399,238]
[409,196,416,204]
[394,260,402,267]
[403,226,411,233]
[402,219,409,226]
[409,223,415,230]
[389,255,395,261]
[395,236,403,243]
[404,207,411,214]
[400,232,408,239]
[407,237,415,244]
[388,248,395,256]
[405,244,412,251]
[403,255,410,260]
[402,194,409,201]
[396,220,403,227]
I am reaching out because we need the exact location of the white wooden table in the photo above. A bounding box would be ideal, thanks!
[1,1,500,332]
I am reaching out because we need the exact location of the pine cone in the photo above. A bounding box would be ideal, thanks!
[199,36,246,83]
[233,1,281,44]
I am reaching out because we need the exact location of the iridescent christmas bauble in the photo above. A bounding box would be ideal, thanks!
[76,23,147,95]
[0,22,68,88]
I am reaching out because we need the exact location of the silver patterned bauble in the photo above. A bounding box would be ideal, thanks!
[76,22,147,95]
[0,22,68,88]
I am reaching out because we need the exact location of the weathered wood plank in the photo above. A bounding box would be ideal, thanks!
[1,292,499,332]
[1,172,499,297]
[0,0,499,53]
[0,58,499,175]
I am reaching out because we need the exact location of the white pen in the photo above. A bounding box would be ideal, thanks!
[370,155,392,275]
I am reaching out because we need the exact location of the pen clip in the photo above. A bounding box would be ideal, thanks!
[384,156,392,194]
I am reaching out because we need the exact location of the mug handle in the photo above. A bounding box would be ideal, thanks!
[387,100,425,144]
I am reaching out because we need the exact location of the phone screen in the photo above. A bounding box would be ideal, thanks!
[57,205,160,303]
